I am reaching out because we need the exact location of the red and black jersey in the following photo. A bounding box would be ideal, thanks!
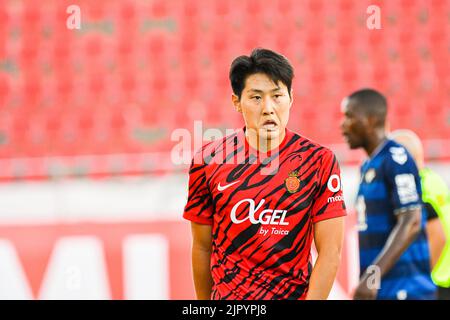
[183,127,346,300]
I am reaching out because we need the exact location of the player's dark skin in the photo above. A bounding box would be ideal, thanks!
[341,97,422,300]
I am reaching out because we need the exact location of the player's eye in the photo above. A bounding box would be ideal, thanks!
[274,94,283,99]
[252,96,261,100]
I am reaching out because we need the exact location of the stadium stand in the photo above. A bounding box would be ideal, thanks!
[0,0,448,180]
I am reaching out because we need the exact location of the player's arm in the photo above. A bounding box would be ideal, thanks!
[191,222,213,300]
[307,150,347,299]
[306,216,345,300]
[183,155,215,300]
[354,207,422,299]
[367,207,422,277]
[424,202,446,269]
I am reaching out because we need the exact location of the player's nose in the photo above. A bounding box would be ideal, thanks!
[262,97,275,115]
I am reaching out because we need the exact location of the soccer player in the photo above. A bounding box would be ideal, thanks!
[340,89,437,300]
[183,48,346,300]
[390,129,450,300]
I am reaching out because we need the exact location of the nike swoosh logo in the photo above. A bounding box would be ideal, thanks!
[217,180,240,192]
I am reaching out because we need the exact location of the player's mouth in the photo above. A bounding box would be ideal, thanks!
[342,132,353,143]
[342,132,358,147]
[262,120,278,131]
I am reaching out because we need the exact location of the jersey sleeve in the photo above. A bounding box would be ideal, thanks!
[383,146,422,215]
[183,157,214,225]
[311,149,347,223]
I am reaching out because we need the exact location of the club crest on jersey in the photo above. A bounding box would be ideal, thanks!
[285,171,300,193]
[365,169,376,183]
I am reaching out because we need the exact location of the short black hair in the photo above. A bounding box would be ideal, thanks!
[348,88,387,126]
[229,48,294,99]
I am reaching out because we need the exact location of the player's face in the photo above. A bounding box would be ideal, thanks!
[233,73,292,146]
[340,98,369,149]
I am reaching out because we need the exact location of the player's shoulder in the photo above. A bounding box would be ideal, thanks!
[381,139,414,166]
[377,139,420,180]
[191,128,241,166]
[287,129,337,166]
[287,129,334,156]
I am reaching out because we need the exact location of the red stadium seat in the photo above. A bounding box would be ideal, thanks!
[0,0,447,178]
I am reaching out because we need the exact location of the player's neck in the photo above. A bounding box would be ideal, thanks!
[245,129,286,153]
[365,129,387,157]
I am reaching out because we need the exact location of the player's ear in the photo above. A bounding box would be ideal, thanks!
[367,115,380,128]
[232,94,242,113]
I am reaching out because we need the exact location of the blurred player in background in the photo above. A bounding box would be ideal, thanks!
[341,89,436,300]
[183,48,346,300]
[390,129,450,300]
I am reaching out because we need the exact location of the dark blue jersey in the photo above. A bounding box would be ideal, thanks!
[356,139,436,300]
